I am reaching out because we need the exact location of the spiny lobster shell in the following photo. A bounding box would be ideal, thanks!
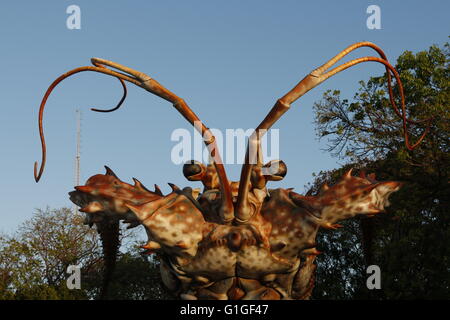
[69,166,401,300]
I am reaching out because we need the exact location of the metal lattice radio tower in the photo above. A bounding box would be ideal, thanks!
[73,109,82,215]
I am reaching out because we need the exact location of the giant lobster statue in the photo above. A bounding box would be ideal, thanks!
[34,42,429,300]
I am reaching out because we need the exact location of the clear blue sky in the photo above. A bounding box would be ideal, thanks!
[0,1,448,232]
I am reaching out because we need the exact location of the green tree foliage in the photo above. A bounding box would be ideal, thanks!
[0,207,101,299]
[0,207,169,300]
[95,250,174,300]
[310,41,449,299]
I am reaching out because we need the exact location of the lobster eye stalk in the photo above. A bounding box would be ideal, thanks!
[262,160,287,181]
[183,161,206,181]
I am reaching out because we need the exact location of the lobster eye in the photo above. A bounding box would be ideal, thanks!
[263,160,287,181]
[183,160,206,181]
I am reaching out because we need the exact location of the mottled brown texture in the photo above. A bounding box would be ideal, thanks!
[69,165,401,299]
[34,42,422,299]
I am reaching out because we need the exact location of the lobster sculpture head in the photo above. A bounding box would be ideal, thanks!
[34,42,429,300]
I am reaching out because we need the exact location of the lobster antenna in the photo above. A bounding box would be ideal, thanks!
[33,59,234,223]
[236,42,432,223]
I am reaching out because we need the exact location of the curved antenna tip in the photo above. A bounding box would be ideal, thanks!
[89,77,127,113]
[34,161,42,183]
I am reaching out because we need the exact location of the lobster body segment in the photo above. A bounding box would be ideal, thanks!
[69,165,401,300]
